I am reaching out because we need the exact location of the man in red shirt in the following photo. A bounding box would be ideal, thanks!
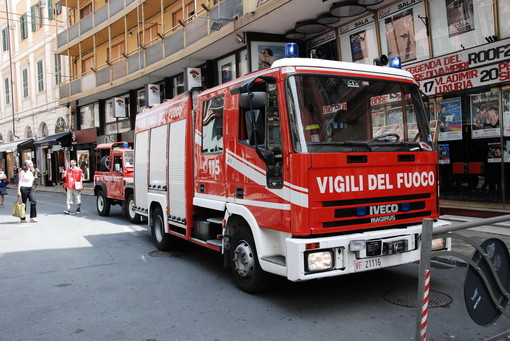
[62,159,84,214]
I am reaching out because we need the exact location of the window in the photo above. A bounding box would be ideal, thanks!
[202,95,224,153]
[20,13,28,40]
[22,69,28,98]
[56,3,62,15]
[80,3,92,19]
[54,54,61,84]
[30,5,43,32]
[81,55,93,75]
[172,73,185,97]
[172,9,182,28]
[2,28,8,52]
[139,25,157,46]
[110,42,125,61]
[37,60,44,92]
[4,78,9,105]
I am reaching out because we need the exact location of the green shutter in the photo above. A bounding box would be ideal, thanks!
[31,6,36,32]
[48,0,53,20]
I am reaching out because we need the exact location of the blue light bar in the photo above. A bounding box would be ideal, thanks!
[122,142,129,148]
[285,43,299,58]
[357,207,367,216]
[401,202,410,212]
[389,57,402,69]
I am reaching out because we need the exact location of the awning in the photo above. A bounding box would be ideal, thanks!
[0,138,34,152]
[34,132,72,146]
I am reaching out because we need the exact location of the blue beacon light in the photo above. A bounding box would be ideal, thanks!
[389,57,402,69]
[285,43,299,58]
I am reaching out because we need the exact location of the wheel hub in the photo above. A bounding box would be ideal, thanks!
[233,241,254,278]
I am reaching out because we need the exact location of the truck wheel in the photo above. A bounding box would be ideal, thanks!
[230,227,270,293]
[96,190,111,216]
[127,194,141,224]
[151,206,171,250]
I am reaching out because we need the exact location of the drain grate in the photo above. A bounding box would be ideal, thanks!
[384,289,453,308]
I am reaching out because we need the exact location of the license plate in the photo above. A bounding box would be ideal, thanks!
[353,257,382,272]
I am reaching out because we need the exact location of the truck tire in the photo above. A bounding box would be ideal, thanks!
[230,226,271,293]
[96,190,111,216]
[151,206,171,250]
[127,194,141,224]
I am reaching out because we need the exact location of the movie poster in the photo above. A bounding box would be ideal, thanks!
[438,144,450,164]
[446,0,475,37]
[350,31,367,63]
[487,141,502,163]
[471,91,500,139]
[503,89,510,137]
[438,98,462,141]
[384,8,416,62]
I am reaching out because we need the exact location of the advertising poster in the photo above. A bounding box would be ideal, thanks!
[250,42,286,71]
[438,144,450,164]
[438,98,462,141]
[487,141,502,163]
[503,89,510,137]
[350,31,367,63]
[77,150,90,181]
[504,138,510,162]
[471,91,500,139]
[384,8,416,62]
[446,0,475,37]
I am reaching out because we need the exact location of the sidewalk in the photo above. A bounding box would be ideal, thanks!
[32,182,94,196]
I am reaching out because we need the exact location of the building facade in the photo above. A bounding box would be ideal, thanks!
[0,0,70,185]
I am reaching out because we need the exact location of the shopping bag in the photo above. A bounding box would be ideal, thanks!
[75,182,83,190]
[12,201,26,219]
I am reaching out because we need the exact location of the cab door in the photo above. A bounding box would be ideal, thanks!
[194,93,227,199]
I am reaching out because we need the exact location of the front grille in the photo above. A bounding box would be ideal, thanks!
[322,193,430,207]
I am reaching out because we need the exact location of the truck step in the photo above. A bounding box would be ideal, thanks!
[261,255,286,267]
[206,217,223,225]
[206,239,222,247]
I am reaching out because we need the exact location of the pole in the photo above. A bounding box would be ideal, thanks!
[416,218,433,340]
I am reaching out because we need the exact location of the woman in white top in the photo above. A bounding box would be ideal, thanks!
[17,160,37,223]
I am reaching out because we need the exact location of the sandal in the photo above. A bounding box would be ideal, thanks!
[30,218,38,223]
[20,220,27,223]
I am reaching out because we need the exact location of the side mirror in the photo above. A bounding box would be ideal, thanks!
[240,92,267,109]
[114,163,121,172]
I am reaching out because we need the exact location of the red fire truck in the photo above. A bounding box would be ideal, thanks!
[133,57,449,293]
[94,142,141,223]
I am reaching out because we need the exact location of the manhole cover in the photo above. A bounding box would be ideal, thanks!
[384,289,453,308]
[148,250,171,257]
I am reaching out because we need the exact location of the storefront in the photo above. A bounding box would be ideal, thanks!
[72,128,97,182]
[0,139,35,183]
[34,133,72,186]
[405,38,510,209]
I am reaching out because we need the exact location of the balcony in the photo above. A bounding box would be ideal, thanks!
[58,0,243,103]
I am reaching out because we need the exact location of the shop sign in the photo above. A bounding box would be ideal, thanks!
[338,15,374,36]
[405,38,510,95]
[186,68,202,90]
[309,31,336,50]
[114,97,127,118]
[145,84,161,107]
[377,0,423,20]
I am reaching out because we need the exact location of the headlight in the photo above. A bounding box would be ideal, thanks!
[432,237,447,251]
[307,250,334,272]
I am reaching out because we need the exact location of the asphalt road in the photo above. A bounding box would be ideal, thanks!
[0,190,509,340]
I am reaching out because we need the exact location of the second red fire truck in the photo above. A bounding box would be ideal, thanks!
[133,56,449,292]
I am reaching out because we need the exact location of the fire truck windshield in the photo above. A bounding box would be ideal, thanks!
[124,151,134,168]
[286,74,431,153]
